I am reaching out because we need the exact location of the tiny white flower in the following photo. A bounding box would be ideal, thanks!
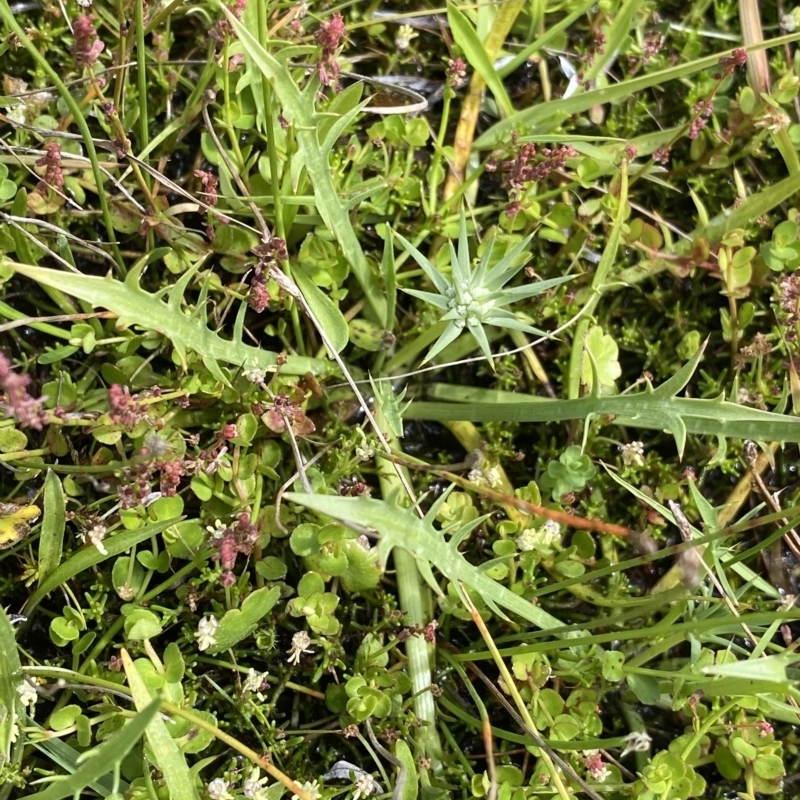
[620,441,645,467]
[517,522,561,552]
[355,443,375,461]
[353,771,379,800]
[485,465,502,486]
[755,108,791,133]
[620,730,652,757]
[517,528,538,552]
[207,778,233,800]
[543,519,560,537]
[243,668,268,695]
[195,616,219,651]
[467,462,503,488]
[287,631,314,665]
[589,763,610,782]
[291,779,321,800]
[206,519,227,540]
[781,7,800,31]
[243,767,269,799]
[395,23,417,52]
[243,367,269,384]
[17,680,38,708]
[78,523,108,555]
[87,523,108,555]
[9,716,19,742]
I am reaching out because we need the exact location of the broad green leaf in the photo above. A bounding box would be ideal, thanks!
[293,266,349,355]
[394,739,418,800]
[38,470,65,585]
[207,586,281,654]
[20,700,160,800]
[121,650,201,800]
[580,326,621,391]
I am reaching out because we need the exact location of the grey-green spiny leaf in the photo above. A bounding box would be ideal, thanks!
[6,261,334,381]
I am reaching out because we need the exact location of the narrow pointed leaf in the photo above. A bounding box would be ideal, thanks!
[393,231,451,295]
[447,3,514,118]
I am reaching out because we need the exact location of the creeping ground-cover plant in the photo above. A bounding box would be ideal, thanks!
[2,1,800,800]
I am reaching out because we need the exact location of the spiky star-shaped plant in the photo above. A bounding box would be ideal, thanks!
[394,214,573,364]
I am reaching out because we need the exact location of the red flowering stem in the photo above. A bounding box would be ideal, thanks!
[443,0,526,200]
[628,49,749,191]
[0,1,124,271]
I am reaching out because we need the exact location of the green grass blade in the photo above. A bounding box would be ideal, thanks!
[28,732,129,797]
[475,32,800,148]
[122,651,201,800]
[0,1,124,271]
[0,609,22,765]
[293,266,349,355]
[448,3,513,118]
[496,0,595,78]
[219,3,387,321]
[20,700,160,800]
[24,517,183,616]
[583,0,641,84]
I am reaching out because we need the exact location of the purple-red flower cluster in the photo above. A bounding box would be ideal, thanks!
[36,142,64,195]
[194,170,219,207]
[71,15,105,68]
[108,384,146,428]
[210,0,246,44]
[0,353,46,430]
[689,98,714,140]
[247,237,287,314]
[210,513,260,586]
[314,13,346,86]
[718,48,747,77]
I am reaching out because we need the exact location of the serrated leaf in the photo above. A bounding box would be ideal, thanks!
[286,492,584,635]
[408,346,800,449]
[219,2,387,321]
[5,261,332,382]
